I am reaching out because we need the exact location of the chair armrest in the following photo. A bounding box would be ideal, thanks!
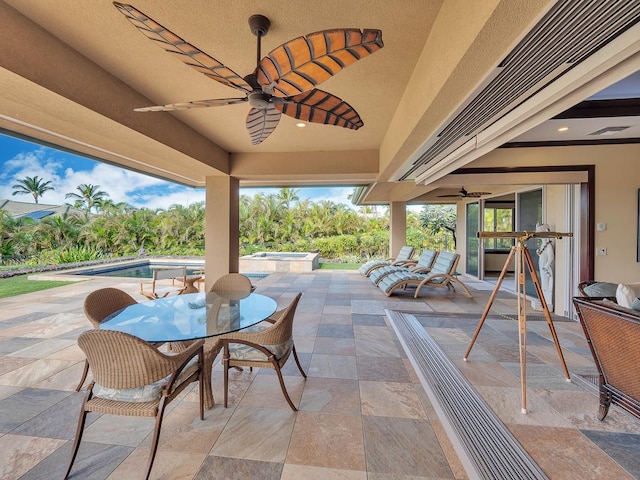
[139,281,154,298]
[221,338,277,359]
[164,340,204,393]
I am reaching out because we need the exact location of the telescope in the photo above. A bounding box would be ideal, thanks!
[477,231,573,240]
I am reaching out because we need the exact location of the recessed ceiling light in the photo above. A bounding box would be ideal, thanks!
[296,122,306,128]
[557,126,569,132]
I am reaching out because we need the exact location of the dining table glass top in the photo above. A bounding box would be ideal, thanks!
[101,292,277,343]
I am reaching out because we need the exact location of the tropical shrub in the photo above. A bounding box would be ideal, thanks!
[50,246,104,264]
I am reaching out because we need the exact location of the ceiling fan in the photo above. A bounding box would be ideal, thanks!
[113,3,384,145]
[437,186,492,198]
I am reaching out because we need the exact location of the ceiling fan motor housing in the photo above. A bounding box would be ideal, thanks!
[248,92,271,109]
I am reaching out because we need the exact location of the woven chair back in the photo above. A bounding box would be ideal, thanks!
[78,329,174,389]
[84,288,138,328]
[210,273,253,293]
[262,293,302,345]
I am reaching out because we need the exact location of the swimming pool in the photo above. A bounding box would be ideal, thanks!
[81,264,202,278]
[65,260,267,279]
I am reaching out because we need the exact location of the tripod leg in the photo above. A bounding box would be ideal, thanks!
[523,247,571,381]
[464,246,516,361]
[516,242,528,414]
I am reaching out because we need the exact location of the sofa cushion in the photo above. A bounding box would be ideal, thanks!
[582,281,618,298]
[616,282,640,308]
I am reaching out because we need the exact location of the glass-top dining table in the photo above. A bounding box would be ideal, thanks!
[101,291,277,409]
[101,291,277,343]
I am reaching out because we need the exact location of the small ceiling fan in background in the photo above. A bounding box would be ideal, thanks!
[113,3,384,145]
[437,186,492,198]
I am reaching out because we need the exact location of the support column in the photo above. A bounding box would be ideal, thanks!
[205,176,239,290]
[389,201,407,257]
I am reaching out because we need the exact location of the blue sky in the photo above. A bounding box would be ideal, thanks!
[0,133,358,210]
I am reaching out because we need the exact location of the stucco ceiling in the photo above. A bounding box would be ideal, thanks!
[2,0,435,154]
[1,0,639,203]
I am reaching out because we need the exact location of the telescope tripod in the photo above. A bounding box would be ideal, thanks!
[463,234,571,414]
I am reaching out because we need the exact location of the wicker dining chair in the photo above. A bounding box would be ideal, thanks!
[65,330,204,480]
[170,273,257,409]
[221,292,305,411]
[209,272,255,293]
[75,288,139,391]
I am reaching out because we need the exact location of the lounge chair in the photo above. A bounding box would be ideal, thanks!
[358,245,415,277]
[139,266,187,300]
[377,251,472,298]
[369,249,438,285]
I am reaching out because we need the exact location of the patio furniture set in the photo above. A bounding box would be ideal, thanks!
[66,273,305,480]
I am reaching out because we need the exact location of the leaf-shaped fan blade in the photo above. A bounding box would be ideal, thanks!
[257,28,383,97]
[134,97,248,112]
[113,2,252,93]
[246,105,281,145]
[465,192,492,197]
[275,89,363,130]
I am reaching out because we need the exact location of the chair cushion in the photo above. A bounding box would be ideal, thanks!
[617,283,640,308]
[358,259,390,274]
[229,338,293,362]
[582,281,618,298]
[93,356,199,403]
[369,265,401,284]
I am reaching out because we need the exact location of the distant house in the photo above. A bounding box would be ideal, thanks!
[0,199,85,221]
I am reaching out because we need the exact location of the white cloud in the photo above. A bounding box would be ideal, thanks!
[0,146,198,209]
[0,141,361,210]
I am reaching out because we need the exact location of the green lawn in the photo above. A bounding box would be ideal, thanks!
[0,275,78,299]
[318,262,361,270]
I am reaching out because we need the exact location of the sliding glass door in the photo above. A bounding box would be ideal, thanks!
[516,189,543,297]
[466,202,480,277]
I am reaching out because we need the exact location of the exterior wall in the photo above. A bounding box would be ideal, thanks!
[456,143,640,314]
[471,144,640,283]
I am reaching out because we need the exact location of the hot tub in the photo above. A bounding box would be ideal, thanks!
[239,251,319,273]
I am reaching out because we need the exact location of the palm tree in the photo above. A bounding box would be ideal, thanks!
[277,187,300,210]
[11,176,54,204]
[65,184,110,217]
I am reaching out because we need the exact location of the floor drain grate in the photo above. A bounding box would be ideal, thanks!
[387,310,548,480]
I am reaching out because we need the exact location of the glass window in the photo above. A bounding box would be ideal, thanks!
[483,207,514,250]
